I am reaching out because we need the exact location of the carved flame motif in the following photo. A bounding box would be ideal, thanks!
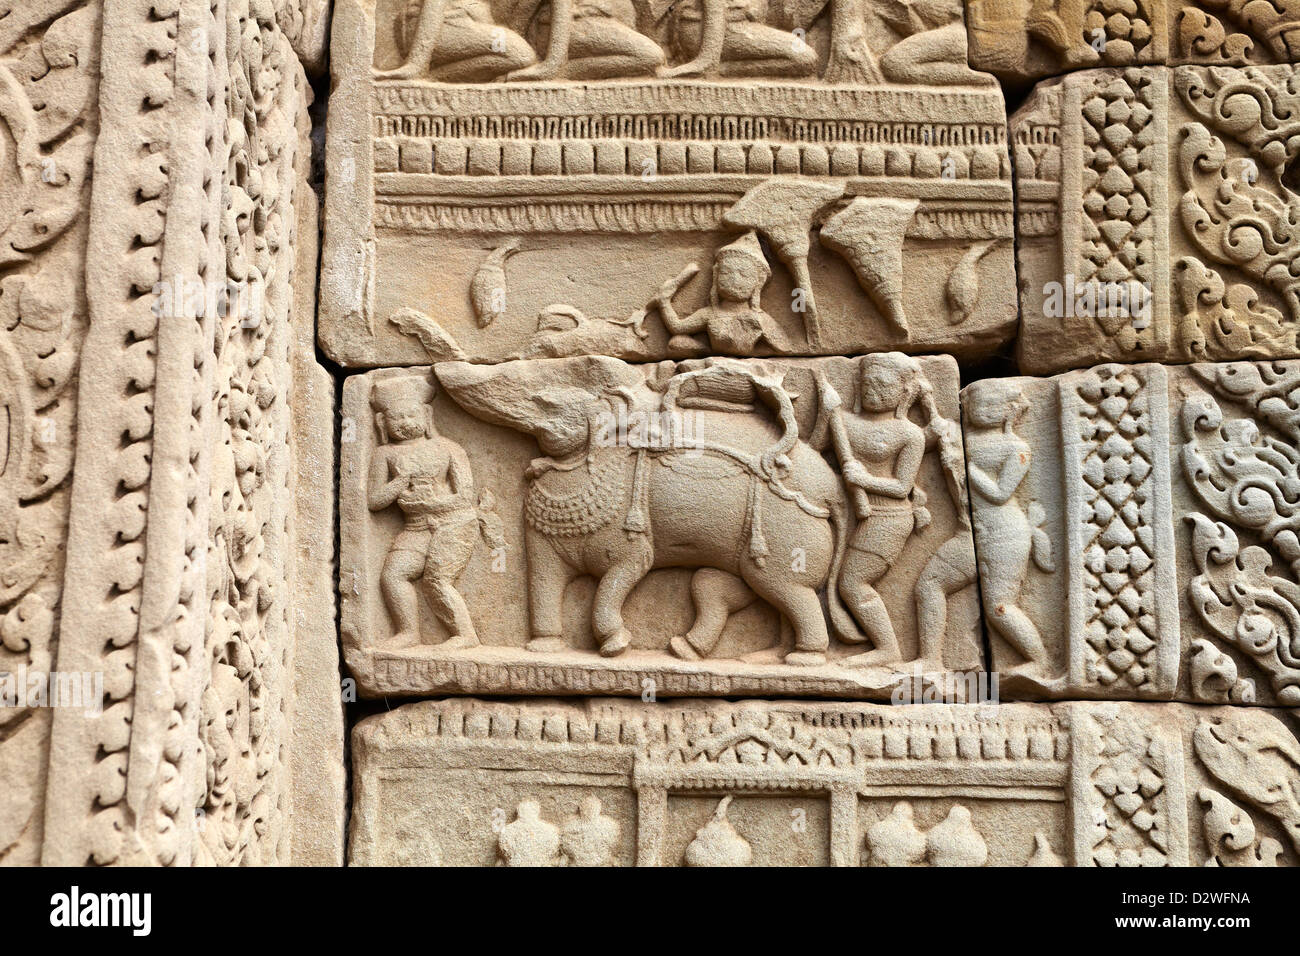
[1175,68,1300,347]
[1181,362,1300,704]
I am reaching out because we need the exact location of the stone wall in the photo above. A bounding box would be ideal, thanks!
[3,0,1299,867]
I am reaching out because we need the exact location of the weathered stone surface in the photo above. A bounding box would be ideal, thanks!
[318,0,1017,369]
[1013,64,1300,374]
[278,0,332,74]
[964,358,1300,706]
[289,130,348,867]
[350,696,1300,866]
[340,353,982,699]
[0,0,99,866]
[17,0,1300,872]
[0,0,341,866]
[968,0,1300,84]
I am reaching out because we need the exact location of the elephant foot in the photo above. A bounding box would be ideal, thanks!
[668,636,702,661]
[525,636,568,654]
[438,633,479,650]
[598,628,632,657]
[841,648,902,669]
[1006,659,1053,681]
[783,650,826,667]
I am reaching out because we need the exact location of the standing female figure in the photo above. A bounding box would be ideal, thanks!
[965,380,1052,676]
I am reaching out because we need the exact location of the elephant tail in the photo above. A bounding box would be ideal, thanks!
[825,491,869,645]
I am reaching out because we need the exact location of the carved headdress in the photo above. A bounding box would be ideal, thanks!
[712,230,771,309]
[371,373,435,413]
[371,373,436,443]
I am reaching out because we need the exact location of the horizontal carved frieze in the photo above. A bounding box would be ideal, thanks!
[320,0,1016,367]
[340,354,983,699]
[350,697,1300,866]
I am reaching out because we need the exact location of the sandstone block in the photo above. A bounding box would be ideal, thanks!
[350,696,1300,866]
[319,0,1017,368]
[340,353,983,699]
[965,358,1300,706]
[1014,65,1300,374]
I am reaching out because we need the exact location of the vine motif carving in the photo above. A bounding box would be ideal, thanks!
[1181,361,1300,705]
[0,0,99,865]
[1174,67,1300,353]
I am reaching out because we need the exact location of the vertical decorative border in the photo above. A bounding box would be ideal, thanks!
[1148,68,1171,354]
[318,0,377,364]
[43,0,334,866]
[1067,703,1189,867]
[1059,75,1084,283]
[289,95,347,865]
[1058,69,1171,359]
[44,0,202,867]
[1060,364,1178,698]
[634,787,666,867]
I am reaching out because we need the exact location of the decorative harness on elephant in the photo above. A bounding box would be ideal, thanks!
[523,366,829,567]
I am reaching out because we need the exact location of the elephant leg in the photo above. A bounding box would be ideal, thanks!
[669,568,755,660]
[526,527,574,653]
[592,554,651,657]
[744,570,829,666]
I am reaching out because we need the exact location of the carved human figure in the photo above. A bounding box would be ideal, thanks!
[379,0,537,81]
[662,0,819,78]
[877,0,997,86]
[965,381,1050,677]
[498,799,562,865]
[655,232,791,356]
[830,354,931,666]
[368,375,500,648]
[560,796,620,865]
[502,0,666,80]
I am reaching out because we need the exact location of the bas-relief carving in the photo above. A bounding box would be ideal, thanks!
[348,697,1300,866]
[1014,63,1300,375]
[276,0,332,73]
[339,353,983,698]
[19,0,341,867]
[319,0,1018,369]
[0,0,100,866]
[967,0,1300,82]
[964,357,1300,706]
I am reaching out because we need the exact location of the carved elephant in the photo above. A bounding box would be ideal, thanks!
[436,356,863,665]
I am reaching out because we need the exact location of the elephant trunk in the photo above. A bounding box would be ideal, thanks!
[825,489,867,646]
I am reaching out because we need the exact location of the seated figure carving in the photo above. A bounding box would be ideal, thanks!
[877,0,996,86]
[503,0,666,80]
[379,0,537,81]
[661,0,819,78]
[654,231,792,357]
